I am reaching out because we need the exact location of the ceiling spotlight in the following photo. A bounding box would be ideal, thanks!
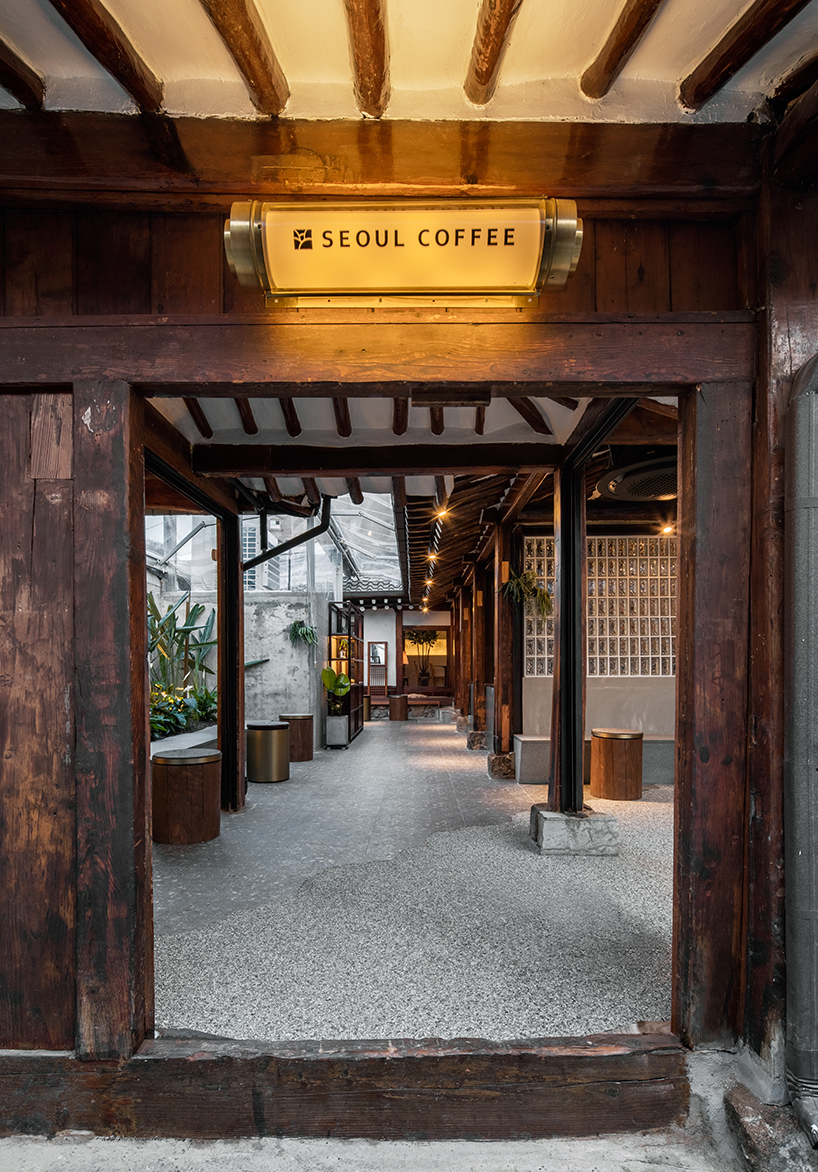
[662,525,673,534]
[436,508,448,519]
[425,578,433,586]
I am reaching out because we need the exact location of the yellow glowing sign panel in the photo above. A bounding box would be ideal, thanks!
[224,198,583,307]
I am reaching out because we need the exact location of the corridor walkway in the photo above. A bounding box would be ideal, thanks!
[152,720,673,1041]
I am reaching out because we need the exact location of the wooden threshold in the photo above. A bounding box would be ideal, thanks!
[0,1031,688,1139]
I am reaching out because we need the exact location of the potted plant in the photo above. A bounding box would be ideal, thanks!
[321,665,351,747]
[500,567,552,619]
[406,628,438,687]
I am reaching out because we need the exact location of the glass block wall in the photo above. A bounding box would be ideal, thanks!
[523,534,677,678]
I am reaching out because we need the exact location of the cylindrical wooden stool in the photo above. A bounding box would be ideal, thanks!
[152,747,221,844]
[590,728,643,800]
[278,714,314,761]
[389,694,408,721]
[363,696,372,721]
[246,721,290,783]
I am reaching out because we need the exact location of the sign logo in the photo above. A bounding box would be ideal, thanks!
[293,228,312,250]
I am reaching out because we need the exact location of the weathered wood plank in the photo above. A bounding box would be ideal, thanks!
[3,210,74,316]
[673,382,752,1047]
[150,215,223,315]
[0,319,756,388]
[76,212,151,315]
[595,221,670,313]
[73,381,149,1059]
[30,392,73,479]
[0,1033,688,1138]
[0,395,76,1049]
[669,223,738,311]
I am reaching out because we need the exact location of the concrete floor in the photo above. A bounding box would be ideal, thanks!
[152,719,674,1041]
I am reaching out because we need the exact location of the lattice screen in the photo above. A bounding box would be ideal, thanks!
[523,535,677,678]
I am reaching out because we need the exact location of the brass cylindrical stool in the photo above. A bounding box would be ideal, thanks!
[246,721,290,783]
[389,694,408,721]
[590,728,643,800]
[278,714,314,761]
[152,747,221,844]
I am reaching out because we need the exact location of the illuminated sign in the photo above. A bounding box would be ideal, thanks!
[224,198,583,308]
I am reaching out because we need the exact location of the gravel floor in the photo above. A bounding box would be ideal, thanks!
[154,723,673,1039]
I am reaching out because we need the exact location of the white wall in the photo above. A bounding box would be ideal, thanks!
[363,610,397,687]
[523,676,676,737]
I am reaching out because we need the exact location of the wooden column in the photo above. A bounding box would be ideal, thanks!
[73,380,151,1060]
[472,572,487,731]
[0,393,77,1049]
[493,525,514,752]
[218,513,245,811]
[673,381,752,1047]
[457,584,473,716]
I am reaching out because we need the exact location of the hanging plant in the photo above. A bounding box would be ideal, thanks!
[500,568,552,620]
[289,619,319,647]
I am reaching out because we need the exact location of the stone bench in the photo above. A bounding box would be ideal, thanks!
[514,734,674,786]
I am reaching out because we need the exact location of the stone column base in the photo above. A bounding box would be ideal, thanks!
[529,803,619,855]
[466,730,487,750]
[456,715,470,734]
[488,751,515,779]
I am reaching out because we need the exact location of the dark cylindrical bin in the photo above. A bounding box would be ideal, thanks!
[152,747,221,844]
[278,714,314,761]
[363,696,372,721]
[590,728,643,800]
[246,721,290,783]
[389,694,408,721]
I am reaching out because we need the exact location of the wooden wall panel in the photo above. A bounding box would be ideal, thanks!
[594,221,670,313]
[150,215,222,315]
[669,222,739,311]
[673,381,752,1047]
[4,210,74,315]
[73,382,149,1060]
[76,212,151,315]
[0,394,76,1049]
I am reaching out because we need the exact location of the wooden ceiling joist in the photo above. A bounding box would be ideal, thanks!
[774,76,818,185]
[392,398,409,435]
[465,0,524,106]
[639,399,679,420]
[182,397,213,439]
[262,475,282,501]
[430,407,445,436]
[333,397,353,438]
[500,471,549,524]
[278,397,302,438]
[236,398,258,435]
[345,477,364,505]
[46,0,163,113]
[302,477,321,506]
[772,50,818,113]
[509,397,553,436]
[0,40,44,110]
[679,0,813,112]
[475,406,486,436]
[581,0,664,100]
[197,0,289,116]
[343,0,390,119]
[392,476,407,508]
[434,477,449,510]
[547,396,581,411]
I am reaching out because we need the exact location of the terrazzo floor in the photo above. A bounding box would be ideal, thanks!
[152,719,674,1040]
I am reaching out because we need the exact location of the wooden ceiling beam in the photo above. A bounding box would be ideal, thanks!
[262,475,282,501]
[392,397,409,435]
[392,476,407,508]
[0,41,44,110]
[475,406,486,435]
[197,0,288,116]
[679,0,813,112]
[509,397,553,436]
[465,0,524,106]
[193,442,561,478]
[772,50,818,113]
[774,76,818,186]
[302,477,321,506]
[182,397,213,440]
[45,0,163,113]
[581,0,664,100]
[430,408,445,436]
[639,399,679,420]
[332,396,353,438]
[501,471,549,524]
[345,477,364,505]
[278,397,302,438]
[605,406,678,444]
[343,0,389,118]
[236,398,258,435]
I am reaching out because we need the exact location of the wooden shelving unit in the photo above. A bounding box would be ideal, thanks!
[328,601,364,742]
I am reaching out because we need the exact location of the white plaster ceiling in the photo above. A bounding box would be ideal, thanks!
[2,0,818,122]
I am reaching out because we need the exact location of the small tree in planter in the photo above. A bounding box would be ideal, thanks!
[321,666,351,747]
[406,628,438,686]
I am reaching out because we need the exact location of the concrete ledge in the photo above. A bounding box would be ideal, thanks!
[725,1082,817,1171]
[529,803,619,855]
[515,734,675,786]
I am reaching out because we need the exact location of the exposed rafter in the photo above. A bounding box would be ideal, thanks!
[475,406,486,436]
[392,398,409,436]
[774,76,818,185]
[262,475,282,502]
[639,399,679,420]
[679,0,813,112]
[465,0,524,106]
[278,397,302,438]
[392,476,407,508]
[0,40,44,110]
[581,0,664,100]
[772,50,818,114]
[343,0,389,118]
[500,471,549,523]
[430,408,445,436]
[345,477,364,505]
[46,0,163,113]
[302,477,321,506]
[183,397,213,439]
[508,397,553,436]
[332,397,353,438]
[197,0,289,116]
[236,399,258,435]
